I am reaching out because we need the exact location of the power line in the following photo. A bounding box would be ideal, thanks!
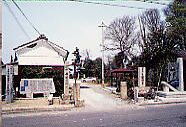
[70,0,145,10]
[70,0,169,10]
[4,0,31,39]
[12,0,41,36]
[142,0,170,6]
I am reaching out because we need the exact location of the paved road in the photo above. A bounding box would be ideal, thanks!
[80,84,130,111]
[3,103,186,127]
[3,84,186,127]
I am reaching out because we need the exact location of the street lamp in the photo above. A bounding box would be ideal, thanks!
[98,22,107,87]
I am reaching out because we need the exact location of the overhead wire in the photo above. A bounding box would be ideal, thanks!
[4,0,170,40]
[70,0,169,10]
[70,0,145,10]
[141,0,170,6]
[3,0,31,39]
[12,0,41,36]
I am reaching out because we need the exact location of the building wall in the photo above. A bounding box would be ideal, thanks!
[15,39,66,66]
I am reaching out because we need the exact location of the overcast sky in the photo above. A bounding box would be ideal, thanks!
[2,0,171,64]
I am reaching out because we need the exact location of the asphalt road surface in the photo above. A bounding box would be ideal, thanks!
[3,84,186,127]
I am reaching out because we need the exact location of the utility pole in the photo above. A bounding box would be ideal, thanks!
[99,22,106,88]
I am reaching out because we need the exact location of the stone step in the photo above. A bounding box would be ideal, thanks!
[157,91,186,98]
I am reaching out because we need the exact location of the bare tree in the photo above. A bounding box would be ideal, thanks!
[138,15,147,53]
[138,9,162,53]
[143,9,161,33]
[138,9,173,87]
[82,49,91,60]
[104,16,137,58]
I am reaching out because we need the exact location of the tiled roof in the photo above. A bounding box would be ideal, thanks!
[13,35,68,52]
[13,35,45,50]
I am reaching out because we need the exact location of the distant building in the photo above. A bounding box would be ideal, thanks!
[2,35,69,99]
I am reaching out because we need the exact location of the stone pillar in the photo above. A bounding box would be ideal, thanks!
[77,73,80,80]
[5,65,14,103]
[138,67,146,87]
[177,58,184,91]
[120,82,128,100]
[73,83,80,106]
[134,87,139,102]
[76,83,80,100]
[64,62,69,96]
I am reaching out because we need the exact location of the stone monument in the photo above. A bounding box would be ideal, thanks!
[64,62,69,96]
[177,58,184,91]
[138,67,146,87]
[5,65,14,103]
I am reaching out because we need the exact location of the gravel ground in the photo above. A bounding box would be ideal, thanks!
[2,97,61,109]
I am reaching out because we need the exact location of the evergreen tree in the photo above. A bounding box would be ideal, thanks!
[165,0,186,50]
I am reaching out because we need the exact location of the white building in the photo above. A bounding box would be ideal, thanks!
[2,35,69,98]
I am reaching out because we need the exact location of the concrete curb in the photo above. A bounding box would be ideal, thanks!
[2,105,75,115]
[138,100,186,106]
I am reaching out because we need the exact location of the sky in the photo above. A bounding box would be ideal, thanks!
[2,0,171,64]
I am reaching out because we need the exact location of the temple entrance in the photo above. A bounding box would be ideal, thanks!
[110,68,137,92]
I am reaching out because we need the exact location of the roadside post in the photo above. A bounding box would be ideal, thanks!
[134,87,139,103]
[120,81,128,100]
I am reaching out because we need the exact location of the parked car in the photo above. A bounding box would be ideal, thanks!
[81,77,96,83]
